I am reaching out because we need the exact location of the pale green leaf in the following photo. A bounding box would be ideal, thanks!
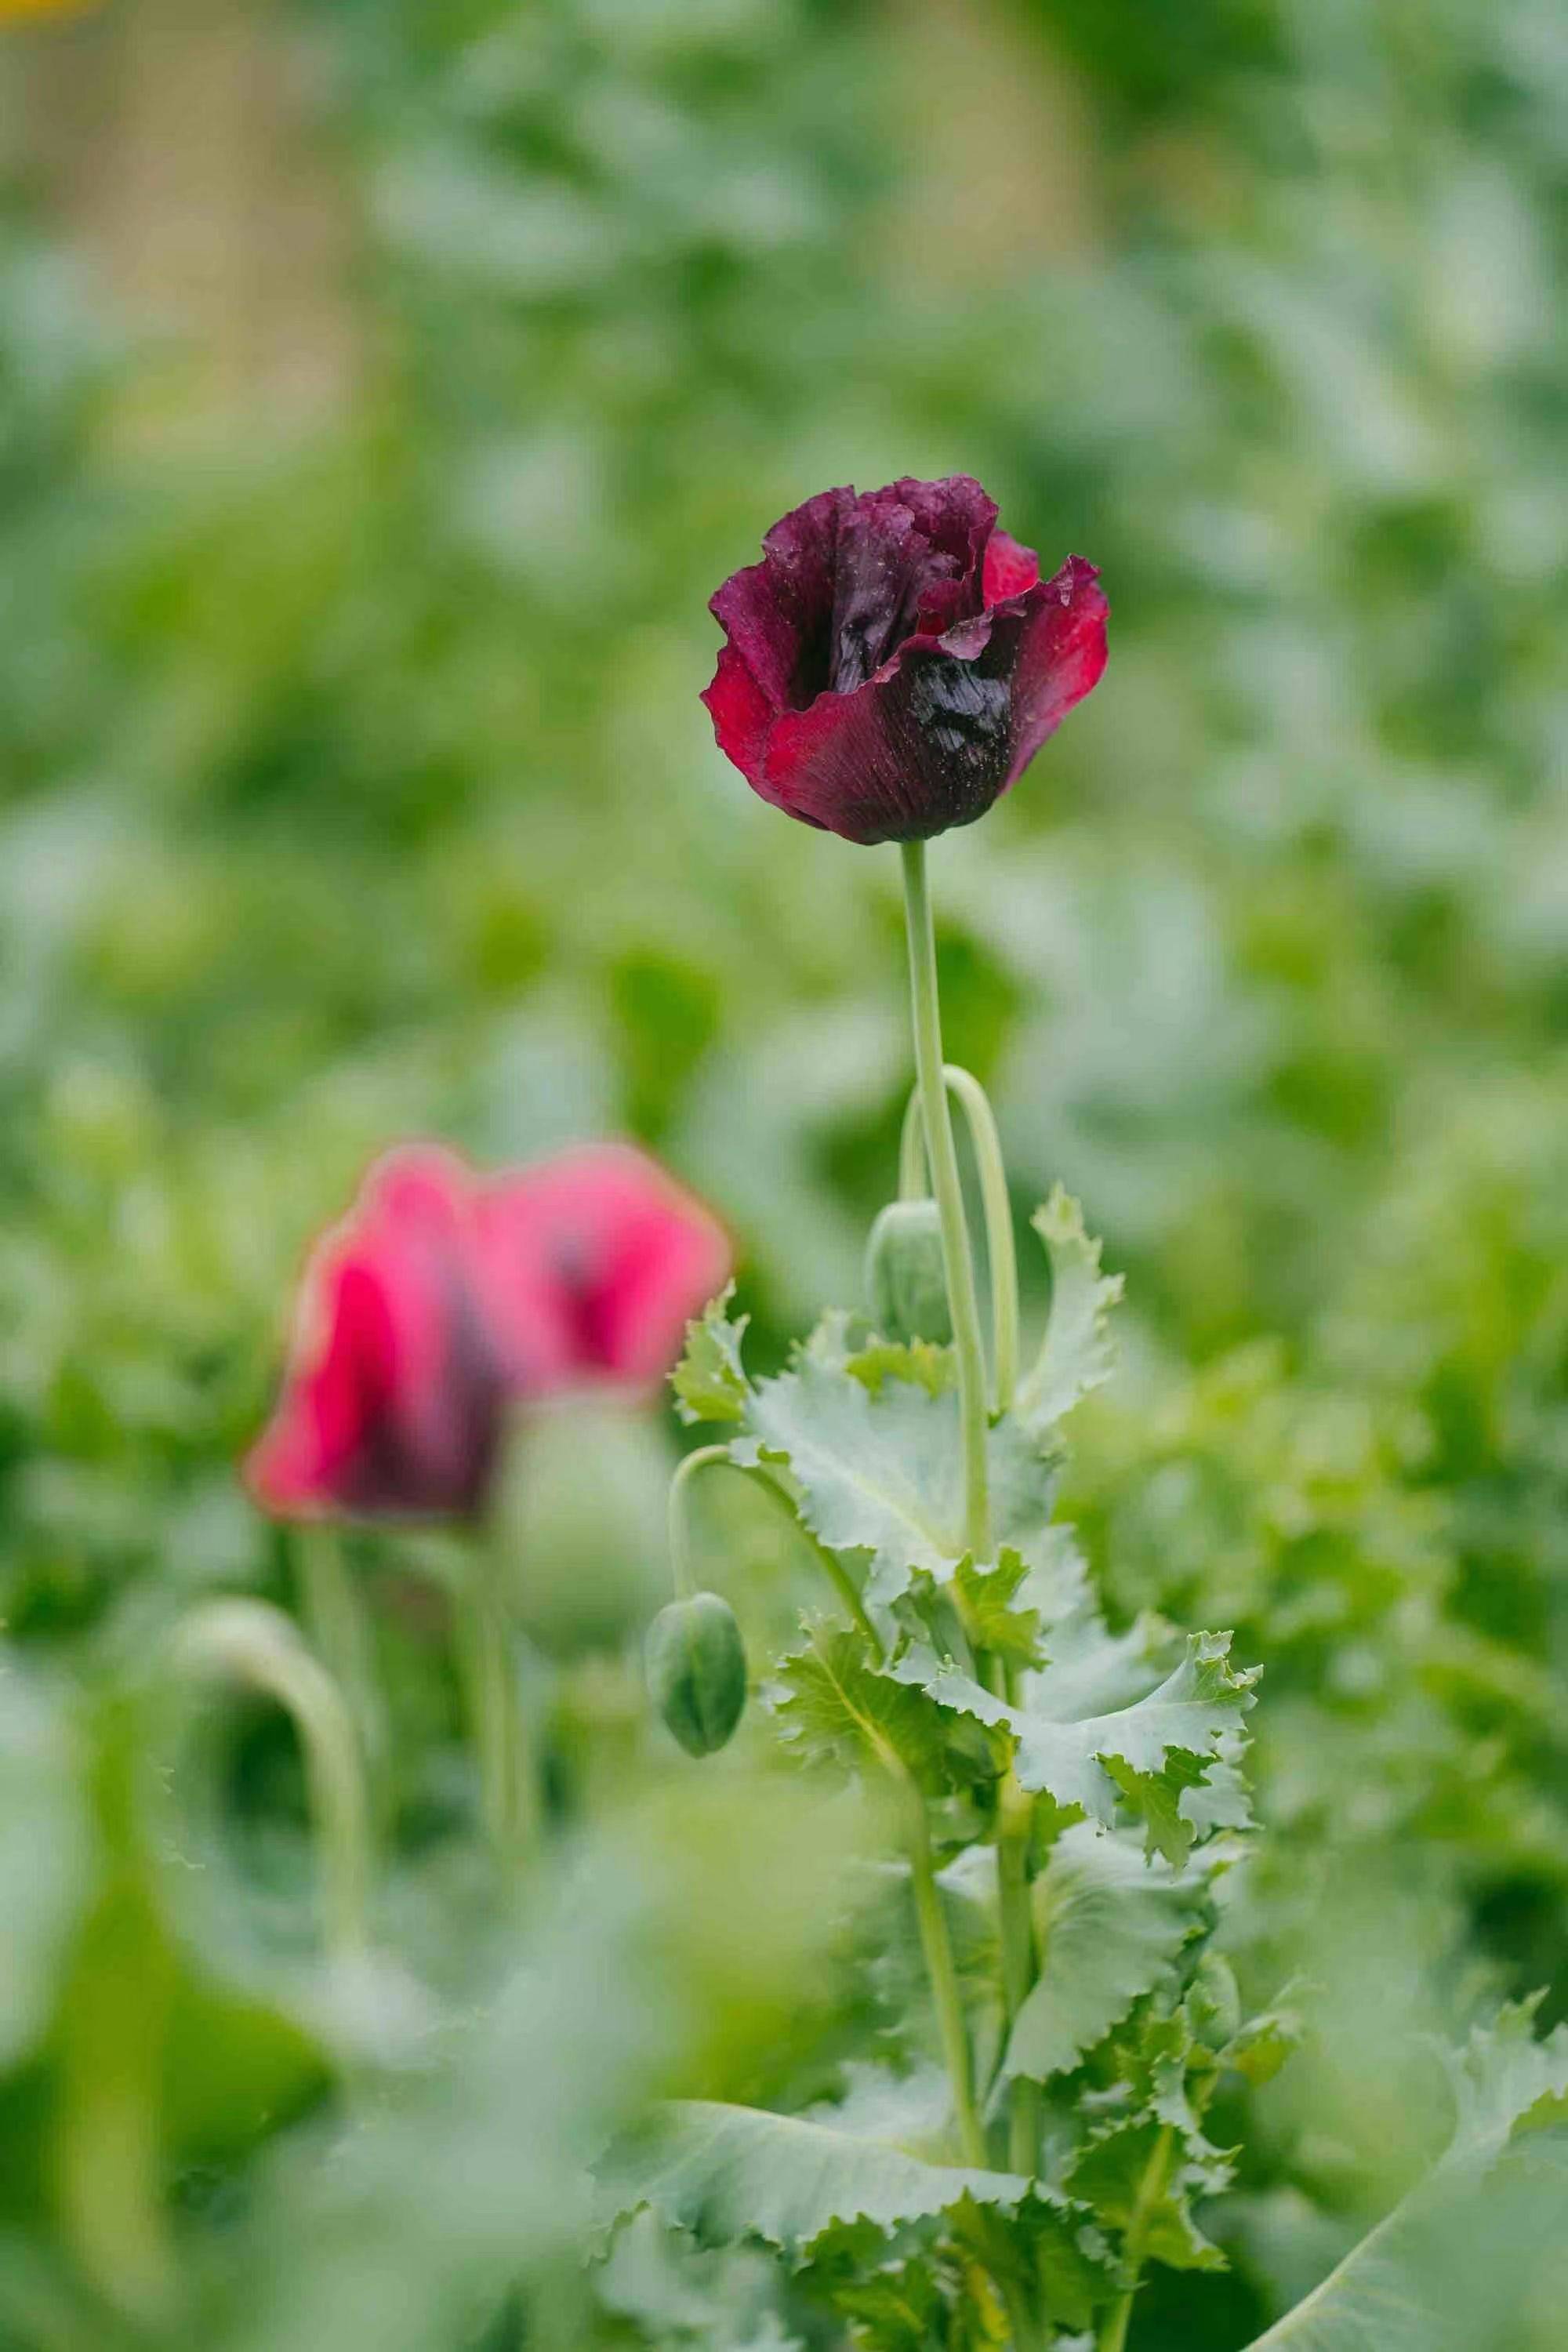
[735,1352,963,1610]
[1002,1827,1203,2083]
[771,1624,1002,1794]
[888,1631,1257,1842]
[1015,1189,1123,1443]
[596,2099,1030,2259]
[672,1286,751,1425]
[941,1549,1044,1671]
[1064,2117,1227,2274]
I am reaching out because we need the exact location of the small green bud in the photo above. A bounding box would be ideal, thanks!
[644,1592,747,1758]
[1189,1953,1243,2053]
[865,1200,953,1345]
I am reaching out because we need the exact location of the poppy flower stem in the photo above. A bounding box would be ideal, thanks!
[171,1598,371,1964]
[296,1526,386,1819]
[891,1763,988,2171]
[900,841,992,1565]
[458,1546,536,1884]
[898,1065,1020,1414]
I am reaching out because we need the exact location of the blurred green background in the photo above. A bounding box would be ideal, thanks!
[2,0,1566,2345]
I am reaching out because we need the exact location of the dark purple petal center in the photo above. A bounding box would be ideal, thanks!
[901,655,1012,764]
[828,499,964,693]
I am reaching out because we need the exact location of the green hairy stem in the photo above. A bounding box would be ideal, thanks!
[900,840,992,1561]
[901,839,1041,2194]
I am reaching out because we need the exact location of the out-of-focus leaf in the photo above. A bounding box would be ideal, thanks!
[1243,2004,1568,2350]
[597,2098,1031,2259]
[672,1287,752,1427]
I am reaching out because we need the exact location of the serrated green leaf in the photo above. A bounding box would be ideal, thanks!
[1015,1189,1123,1443]
[1440,1997,1568,2168]
[1225,1987,1311,2089]
[596,2100,1030,2260]
[1002,1828,1203,2083]
[945,1550,1044,1671]
[771,1624,1002,1794]
[672,1286,751,1425]
[735,1353,962,1610]
[887,1631,1256,1845]
[1101,1747,1213,1867]
[951,2188,1116,2333]
[1065,2118,1228,2274]
[845,1337,955,1399]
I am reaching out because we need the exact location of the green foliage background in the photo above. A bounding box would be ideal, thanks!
[2,0,1566,2346]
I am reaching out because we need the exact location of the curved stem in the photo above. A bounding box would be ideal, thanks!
[667,1444,732,1597]
[172,1598,369,1958]
[900,840,990,1563]
[898,1086,928,1203]
[899,1068,1021,1415]
[459,1543,535,1881]
[670,1446,884,1662]
[898,1769,986,2169]
[942,1065,1020,1414]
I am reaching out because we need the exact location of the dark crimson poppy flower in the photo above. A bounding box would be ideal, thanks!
[702,475,1107,845]
[247,1144,731,1523]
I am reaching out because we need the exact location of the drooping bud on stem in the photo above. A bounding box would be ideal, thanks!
[865,1199,954,1344]
[645,1592,748,1757]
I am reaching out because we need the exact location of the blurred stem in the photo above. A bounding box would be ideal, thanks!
[900,840,990,1560]
[897,1770,986,2169]
[296,1524,385,1819]
[996,1755,1040,2176]
[670,1445,884,1660]
[1096,2125,1174,2352]
[172,1598,368,1958]
[898,1066,1019,1412]
[458,1542,537,1882]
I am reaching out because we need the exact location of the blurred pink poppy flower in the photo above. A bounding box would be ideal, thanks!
[247,1142,731,1523]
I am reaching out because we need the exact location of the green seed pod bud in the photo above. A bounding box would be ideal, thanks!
[1189,1952,1243,2053]
[865,1200,953,1345]
[644,1592,747,1758]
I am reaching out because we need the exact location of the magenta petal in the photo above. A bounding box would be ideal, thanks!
[246,1146,506,1523]
[1000,555,1109,785]
[475,1144,732,1394]
[701,642,777,792]
[982,528,1040,604]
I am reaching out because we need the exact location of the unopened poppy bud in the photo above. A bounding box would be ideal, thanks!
[865,1200,953,1345]
[645,1592,747,1758]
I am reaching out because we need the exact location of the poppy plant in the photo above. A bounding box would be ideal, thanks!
[247,1143,731,1523]
[702,474,1107,845]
